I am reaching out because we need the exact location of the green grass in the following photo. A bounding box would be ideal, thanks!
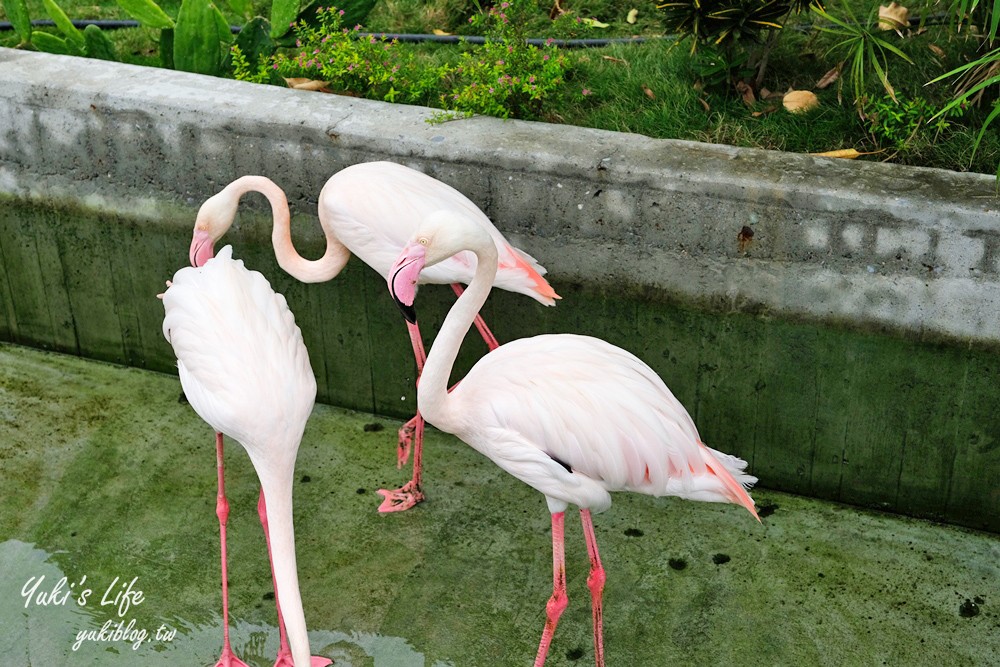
[3,0,1000,174]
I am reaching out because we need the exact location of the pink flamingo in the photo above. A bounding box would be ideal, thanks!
[189,161,559,512]
[387,212,760,667]
[161,246,330,667]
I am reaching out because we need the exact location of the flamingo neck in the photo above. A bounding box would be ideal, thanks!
[418,240,499,430]
[229,176,350,284]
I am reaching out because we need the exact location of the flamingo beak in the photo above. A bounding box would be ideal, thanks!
[189,229,215,267]
[388,243,426,324]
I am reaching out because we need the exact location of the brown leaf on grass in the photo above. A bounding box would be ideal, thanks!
[627,8,638,23]
[878,2,910,31]
[928,44,946,59]
[698,97,711,112]
[601,55,629,66]
[549,0,566,19]
[642,85,656,100]
[432,29,452,36]
[783,90,819,113]
[815,66,841,89]
[751,105,780,117]
[284,78,331,92]
[735,80,756,106]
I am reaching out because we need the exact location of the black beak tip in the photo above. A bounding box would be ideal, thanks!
[393,296,417,324]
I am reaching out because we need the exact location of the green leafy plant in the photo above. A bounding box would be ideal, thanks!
[863,93,959,151]
[443,0,568,119]
[929,48,1000,174]
[658,0,818,87]
[811,2,913,107]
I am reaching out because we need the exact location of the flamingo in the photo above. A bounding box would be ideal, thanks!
[161,246,330,667]
[386,212,761,667]
[189,161,559,512]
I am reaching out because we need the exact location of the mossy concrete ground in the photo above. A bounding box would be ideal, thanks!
[1,343,997,666]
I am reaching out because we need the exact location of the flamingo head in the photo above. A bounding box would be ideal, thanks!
[388,242,425,324]
[189,188,239,267]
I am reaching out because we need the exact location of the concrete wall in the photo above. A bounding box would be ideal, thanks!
[2,48,999,532]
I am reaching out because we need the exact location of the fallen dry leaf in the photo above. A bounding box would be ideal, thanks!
[549,0,565,19]
[627,8,638,23]
[698,97,711,112]
[284,78,331,92]
[601,55,629,66]
[878,2,910,31]
[735,80,756,106]
[928,44,946,59]
[581,17,610,28]
[815,66,841,89]
[432,29,452,36]
[642,85,656,100]
[752,105,780,117]
[810,148,885,159]
[783,89,819,113]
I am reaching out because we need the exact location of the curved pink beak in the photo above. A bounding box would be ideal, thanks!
[189,229,215,267]
[387,243,426,324]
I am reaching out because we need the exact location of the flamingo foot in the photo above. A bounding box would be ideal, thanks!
[397,416,418,468]
[215,647,251,667]
[271,648,333,667]
[376,480,425,513]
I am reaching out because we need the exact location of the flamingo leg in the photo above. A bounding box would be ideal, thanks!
[451,283,500,351]
[257,492,332,667]
[378,286,499,513]
[378,321,428,512]
[581,509,607,667]
[534,512,569,667]
[214,433,250,667]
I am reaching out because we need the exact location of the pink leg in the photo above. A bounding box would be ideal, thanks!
[257,491,332,667]
[378,287,500,513]
[214,433,250,667]
[534,512,569,667]
[378,321,428,512]
[451,283,500,351]
[581,509,606,667]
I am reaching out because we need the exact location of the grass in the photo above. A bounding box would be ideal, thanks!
[2,0,1000,174]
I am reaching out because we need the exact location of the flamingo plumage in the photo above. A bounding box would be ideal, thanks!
[189,161,558,512]
[161,246,329,667]
[387,212,759,667]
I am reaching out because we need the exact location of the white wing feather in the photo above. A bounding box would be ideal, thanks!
[161,246,316,456]
[320,161,553,303]
[449,334,755,511]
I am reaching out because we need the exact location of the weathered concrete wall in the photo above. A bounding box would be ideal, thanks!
[1,48,999,532]
[4,49,1000,343]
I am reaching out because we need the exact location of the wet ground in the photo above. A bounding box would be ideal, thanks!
[1,343,998,666]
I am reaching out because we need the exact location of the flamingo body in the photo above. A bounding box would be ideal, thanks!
[319,161,556,303]
[433,333,757,514]
[162,246,322,667]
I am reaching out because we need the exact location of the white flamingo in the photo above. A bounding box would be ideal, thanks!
[189,161,559,512]
[161,246,329,667]
[386,212,760,667]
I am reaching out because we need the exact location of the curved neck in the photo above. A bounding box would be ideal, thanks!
[230,176,350,284]
[418,241,499,430]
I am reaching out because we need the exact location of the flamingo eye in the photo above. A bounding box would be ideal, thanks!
[418,237,429,246]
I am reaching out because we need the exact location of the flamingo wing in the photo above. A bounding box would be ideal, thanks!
[320,162,556,304]
[162,246,316,451]
[451,334,756,511]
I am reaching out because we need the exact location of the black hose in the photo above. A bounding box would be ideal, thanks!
[0,19,662,46]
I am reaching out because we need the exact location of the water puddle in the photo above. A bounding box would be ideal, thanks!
[1,540,452,666]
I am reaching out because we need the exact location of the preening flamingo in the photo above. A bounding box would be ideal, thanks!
[387,212,761,667]
[161,246,330,667]
[189,161,559,512]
